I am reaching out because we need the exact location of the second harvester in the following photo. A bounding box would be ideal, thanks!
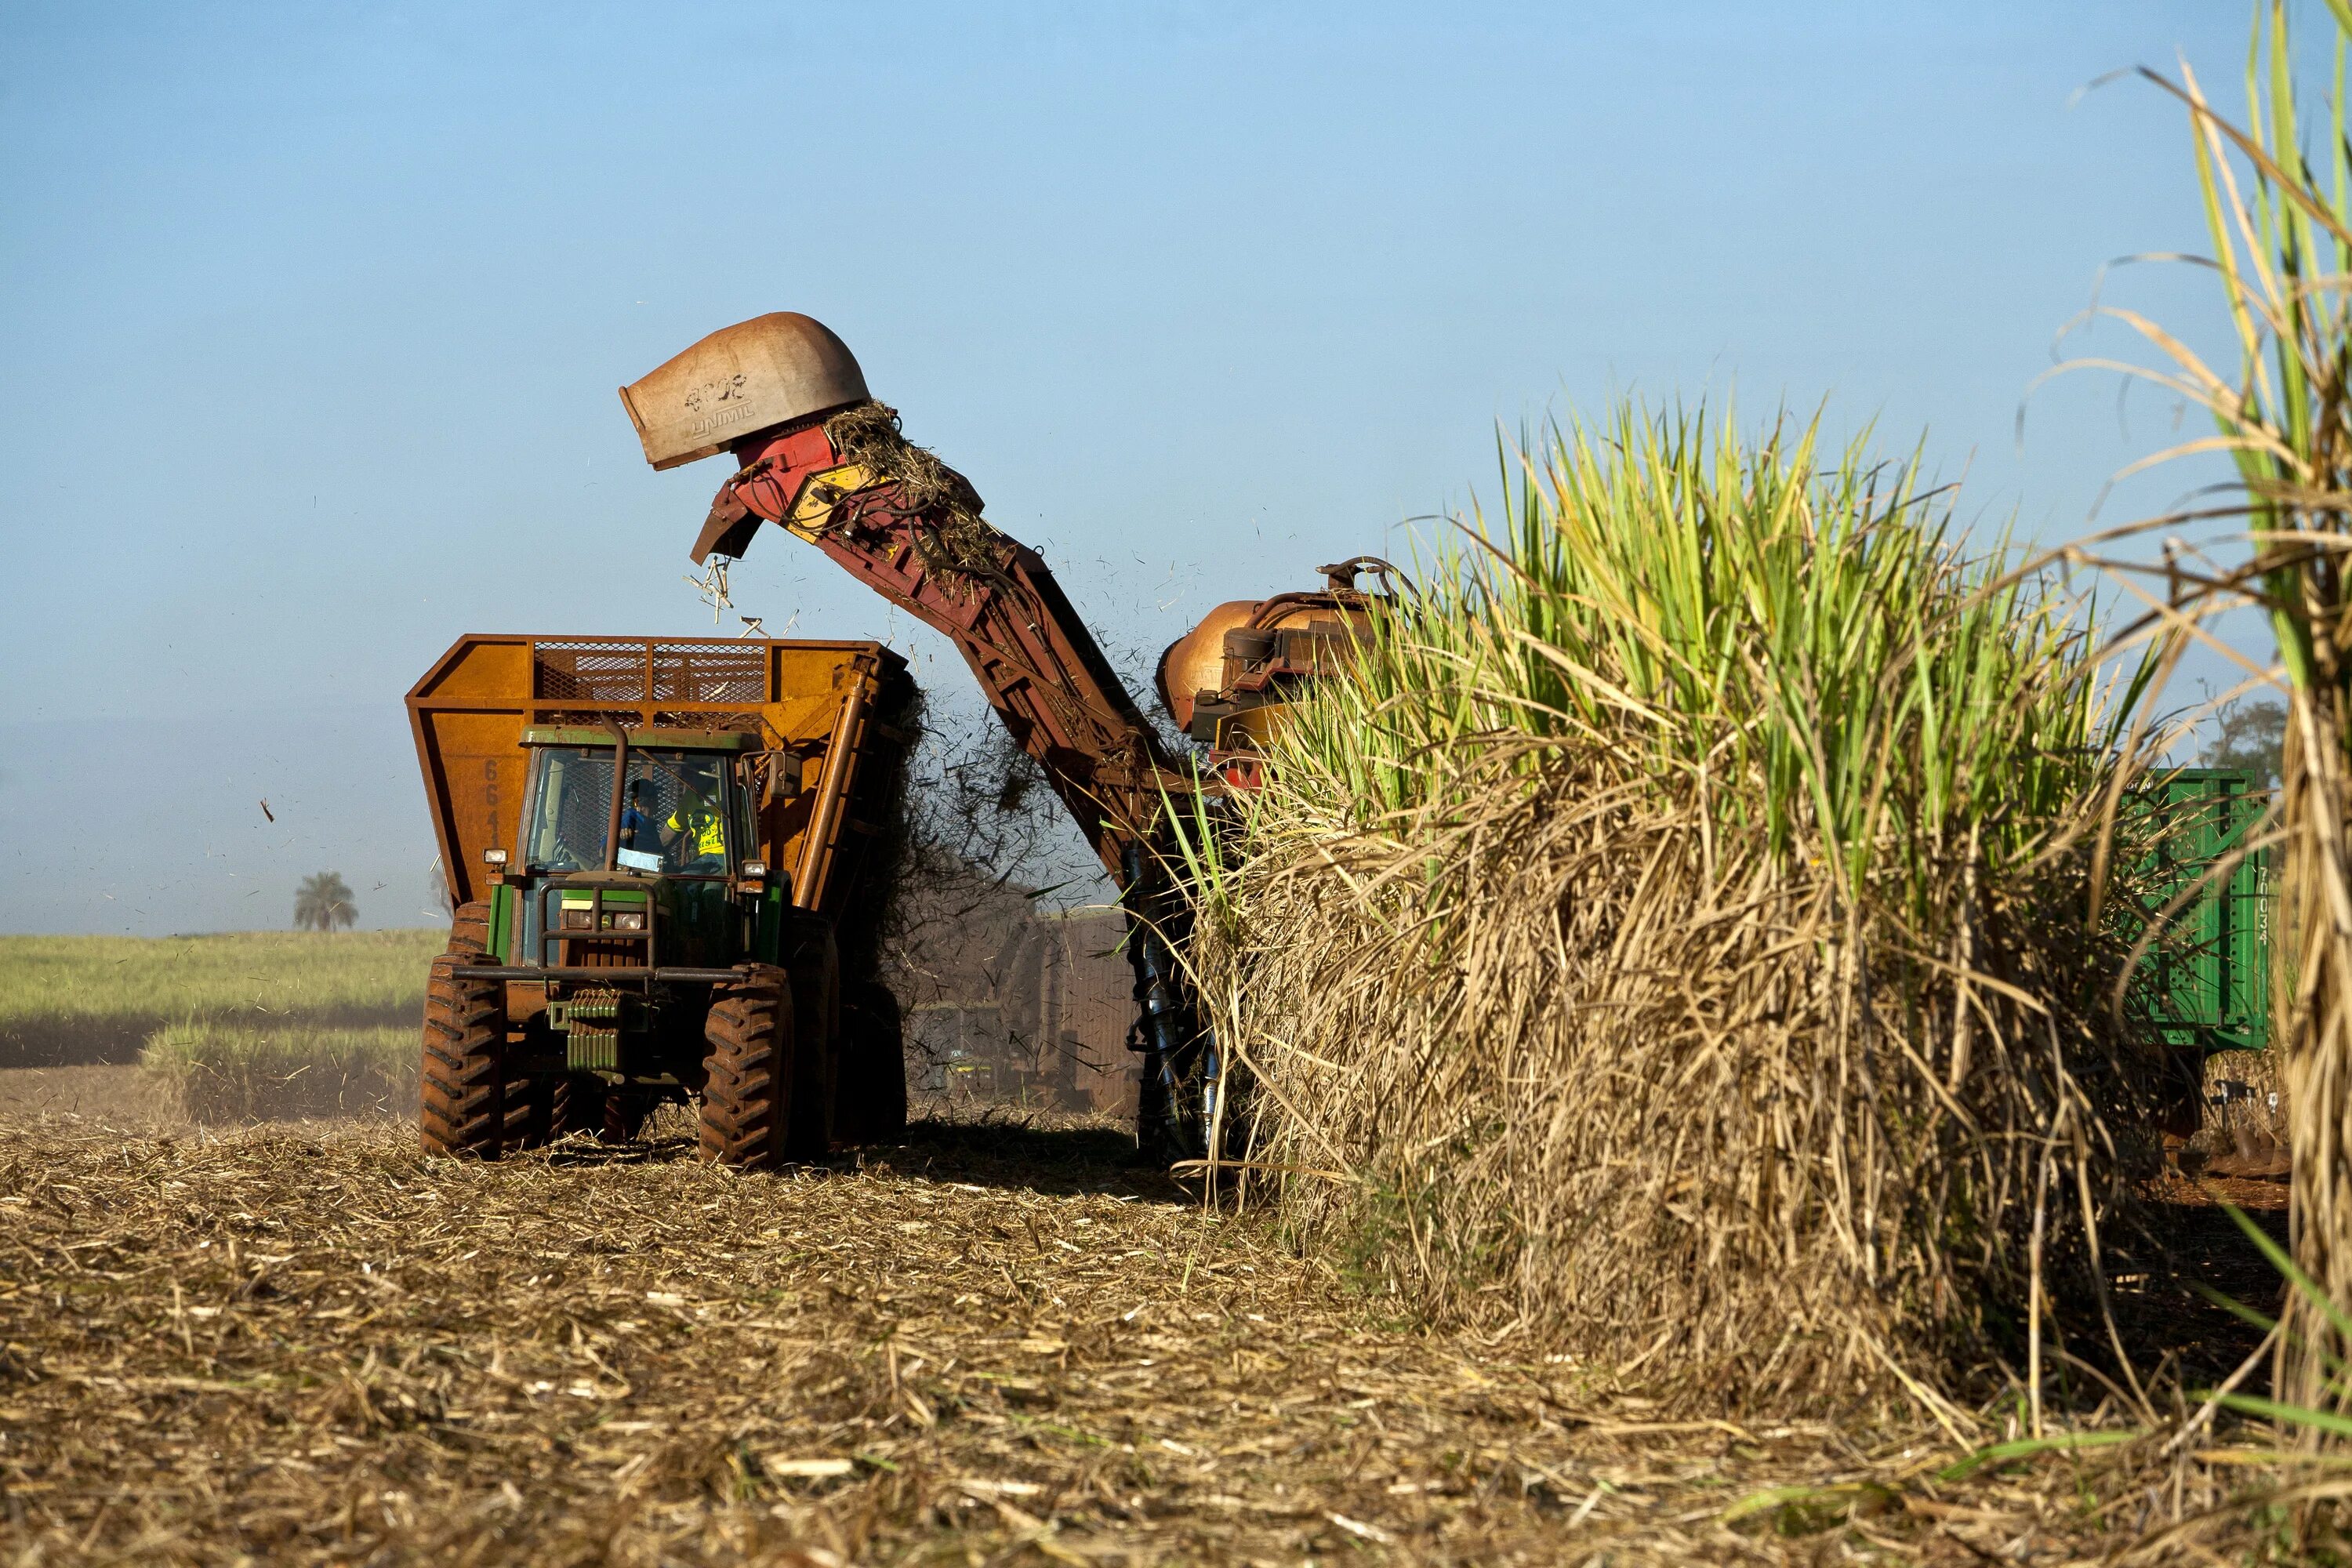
[621,313,1389,1160]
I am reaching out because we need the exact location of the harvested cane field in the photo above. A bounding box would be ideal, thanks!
[0,447,2332,1559]
[15,9,2352,1563]
[0,1107,2318,1566]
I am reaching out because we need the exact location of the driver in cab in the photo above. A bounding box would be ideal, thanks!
[662,789,726,868]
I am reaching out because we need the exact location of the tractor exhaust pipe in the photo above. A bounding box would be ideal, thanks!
[603,720,632,872]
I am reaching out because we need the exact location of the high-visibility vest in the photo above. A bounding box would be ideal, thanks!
[668,807,724,857]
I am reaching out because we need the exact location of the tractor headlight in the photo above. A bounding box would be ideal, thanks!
[610,911,646,931]
[560,906,593,930]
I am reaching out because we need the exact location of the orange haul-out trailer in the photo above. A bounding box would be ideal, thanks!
[405,633,914,1168]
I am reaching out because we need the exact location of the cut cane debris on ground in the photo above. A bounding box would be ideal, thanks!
[0,1111,2325,1565]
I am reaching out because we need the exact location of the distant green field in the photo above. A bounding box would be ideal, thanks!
[0,930,443,1066]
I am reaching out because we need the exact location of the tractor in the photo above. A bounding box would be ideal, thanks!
[406,633,913,1167]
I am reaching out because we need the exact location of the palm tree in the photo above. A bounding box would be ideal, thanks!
[294,871,357,933]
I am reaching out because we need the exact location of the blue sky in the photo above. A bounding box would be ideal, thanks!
[0,2,2260,933]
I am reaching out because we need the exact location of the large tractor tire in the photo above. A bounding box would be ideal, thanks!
[419,955,528,1158]
[448,898,492,960]
[782,925,840,1162]
[699,965,794,1171]
[836,982,907,1144]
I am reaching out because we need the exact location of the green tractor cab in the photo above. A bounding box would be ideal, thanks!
[490,729,777,979]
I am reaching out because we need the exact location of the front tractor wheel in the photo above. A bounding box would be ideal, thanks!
[419,955,527,1158]
[448,898,492,959]
[699,965,795,1171]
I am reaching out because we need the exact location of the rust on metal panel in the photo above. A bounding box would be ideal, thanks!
[792,663,870,909]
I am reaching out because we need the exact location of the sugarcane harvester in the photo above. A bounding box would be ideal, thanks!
[621,313,1385,1160]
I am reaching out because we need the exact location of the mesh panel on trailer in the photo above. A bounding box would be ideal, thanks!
[535,642,649,702]
[653,643,768,704]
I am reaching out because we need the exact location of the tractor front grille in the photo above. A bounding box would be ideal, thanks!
[557,936,646,968]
